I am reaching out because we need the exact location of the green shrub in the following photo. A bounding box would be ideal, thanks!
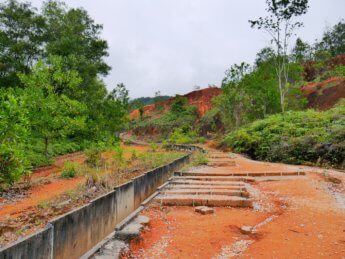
[166,128,200,144]
[60,162,79,178]
[225,102,345,169]
[85,148,104,168]
[149,142,159,152]
[0,146,29,186]
[0,89,29,186]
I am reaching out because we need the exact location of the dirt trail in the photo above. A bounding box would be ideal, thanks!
[125,148,345,258]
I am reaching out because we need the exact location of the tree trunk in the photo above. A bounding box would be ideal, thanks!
[44,137,49,160]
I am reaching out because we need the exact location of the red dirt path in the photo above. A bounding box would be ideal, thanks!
[126,149,345,258]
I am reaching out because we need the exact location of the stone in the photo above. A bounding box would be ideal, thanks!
[240,226,253,235]
[54,199,71,209]
[93,240,127,259]
[115,223,143,241]
[134,215,150,226]
[195,206,215,215]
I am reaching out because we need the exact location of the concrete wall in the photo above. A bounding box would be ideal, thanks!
[166,144,205,153]
[0,226,52,259]
[0,153,191,259]
[50,190,118,259]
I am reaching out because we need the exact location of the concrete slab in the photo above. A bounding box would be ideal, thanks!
[156,194,253,207]
[164,184,247,191]
[114,223,143,241]
[172,176,253,182]
[170,180,245,186]
[195,206,215,215]
[162,189,250,197]
[92,240,126,259]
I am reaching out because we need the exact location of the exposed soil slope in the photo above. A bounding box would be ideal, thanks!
[130,87,222,120]
[301,77,345,110]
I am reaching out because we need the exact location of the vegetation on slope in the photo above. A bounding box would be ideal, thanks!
[225,101,345,169]
[0,1,129,187]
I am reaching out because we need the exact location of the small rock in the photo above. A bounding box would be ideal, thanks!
[134,215,150,226]
[115,223,143,241]
[195,206,214,215]
[54,199,71,209]
[240,226,253,235]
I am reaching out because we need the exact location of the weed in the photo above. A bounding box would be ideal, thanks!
[60,161,79,178]
[149,142,159,152]
[192,151,209,166]
[37,200,49,209]
[131,149,138,160]
[85,148,104,168]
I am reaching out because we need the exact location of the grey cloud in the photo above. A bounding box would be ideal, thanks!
[24,0,345,98]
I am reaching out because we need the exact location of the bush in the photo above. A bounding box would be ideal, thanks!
[0,146,29,186]
[149,142,159,152]
[165,128,200,144]
[131,98,198,138]
[60,162,79,178]
[0,89,29,186]
[85,148,104,168]
[225,102,345,169]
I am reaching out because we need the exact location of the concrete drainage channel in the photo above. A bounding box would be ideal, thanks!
[87,149,310,258]
[88,187,162,258]
[0,145,198,259]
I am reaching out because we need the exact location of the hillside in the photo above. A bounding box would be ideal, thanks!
[130,87,222,120]
[301,77,345,110]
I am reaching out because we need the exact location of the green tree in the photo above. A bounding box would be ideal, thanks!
[249,0,309,112]
[42,1,110,101]
[19,59,87,160]
[220,62,251,128]
[102,83,130,137]
[109,83,129,109]
[171,95,188,114]
[0,0,45,87]
[0,89,29,185]
[291,38,312,62]
[316,20,345,56]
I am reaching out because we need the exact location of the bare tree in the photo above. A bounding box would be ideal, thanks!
[249,0,309,112]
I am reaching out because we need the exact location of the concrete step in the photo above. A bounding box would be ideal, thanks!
[208,161,236,167]
[164,184,247,191]
[175,171,305,177]
[156,194,253,207]
[208,156,230,159]
[175,171,245,177]
[170,180,245,186]
[162,189,250,198]
[172,176,253,182]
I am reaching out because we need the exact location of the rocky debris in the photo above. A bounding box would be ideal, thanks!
[135,215,150,226]
[114,215,150,241]
[115,223,143,241]
[195,206,214,215]
[53,199,71,209]
[240,226,253,235]
[216,240,254,258]
[93,239,127,259]
[94,215,150,257]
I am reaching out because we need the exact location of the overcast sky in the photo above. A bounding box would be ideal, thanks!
[27,0,344,98]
